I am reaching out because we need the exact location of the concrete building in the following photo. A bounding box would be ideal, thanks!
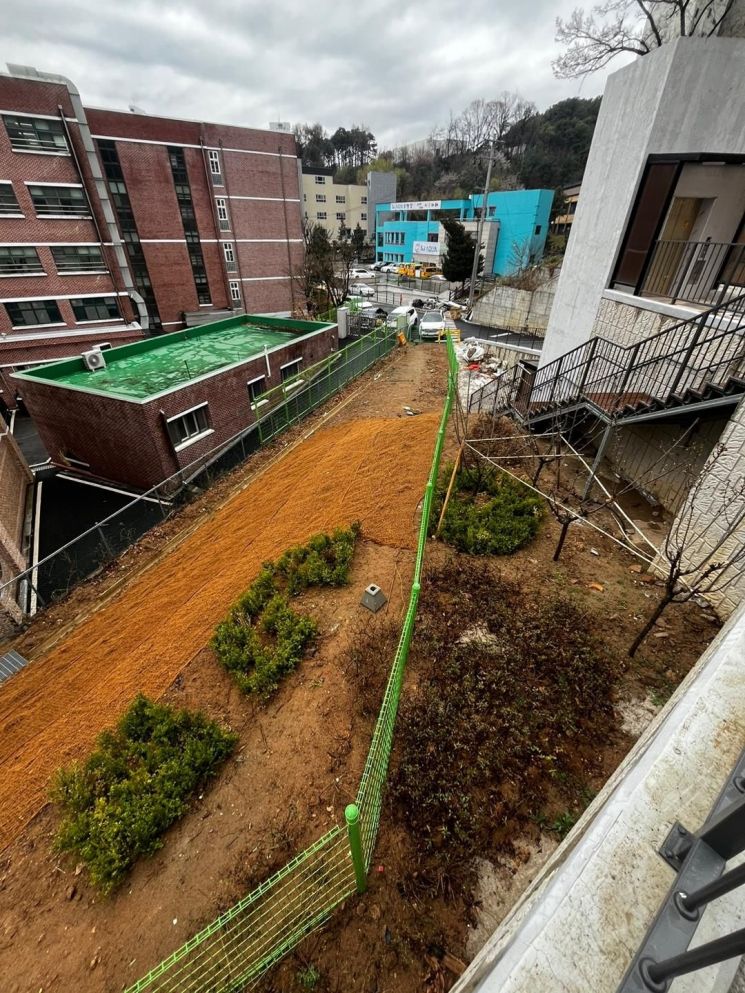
[0,64,303,409]
[374,189,554,276]
[542,37,745,366]
[453,37,745,993]
[299,167,368,240]
[13,313,336,491]
[498,37,745,619]
[365,170,397,241]
[0,426,31,633]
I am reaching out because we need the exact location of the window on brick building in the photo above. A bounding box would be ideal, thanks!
[315,194,326,203]
[3,114,69,154]
[336,212,345,221]
[165,403,212,450]
[317,212,327,220]
[208,150,223,184]
[216,197,230,231]
[229,280,241,303]
[280,357,303,387]
[28,184,89,218]
[97,138,162,330]
[51,245,106,274]
[70,296,121,322]
[361,196,367,204]
[361,213,367,221]
[247,374,267,406]
[314,176,325,185]
[168,146,211,305]
[335,195,345,204]
[223,242,237,272]
[0,246,44,275]
[5,299,63,327]
[0,183,22,216]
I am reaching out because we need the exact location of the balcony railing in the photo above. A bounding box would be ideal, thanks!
[32,202,90,218]
[639,239,745,307]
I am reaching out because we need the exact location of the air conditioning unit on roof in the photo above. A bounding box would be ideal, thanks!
[82,348,106,372]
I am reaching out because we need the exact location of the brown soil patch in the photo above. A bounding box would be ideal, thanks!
[249,432,721,993]
[0,540,414,993]
[0,349,446,856]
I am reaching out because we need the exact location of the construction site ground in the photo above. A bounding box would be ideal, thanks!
[0,341,447,993]
[0,345,723,993]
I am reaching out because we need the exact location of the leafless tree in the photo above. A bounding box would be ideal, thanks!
[531,418,702,562]
[553,0,735,78]
[433,94,537,158]
[629,444,745,655]
[291,220,355,315]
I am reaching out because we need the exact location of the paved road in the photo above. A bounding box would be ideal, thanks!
[455,320,544,352]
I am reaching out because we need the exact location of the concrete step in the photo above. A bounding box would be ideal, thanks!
[0,649,29,685]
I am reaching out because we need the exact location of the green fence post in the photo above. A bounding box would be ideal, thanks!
[345,804,367,894]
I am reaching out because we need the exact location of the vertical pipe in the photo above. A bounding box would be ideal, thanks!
[345,804,367,894]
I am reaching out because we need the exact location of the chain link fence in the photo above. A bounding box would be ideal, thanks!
[121,336,459,993]
[0,326,403,618]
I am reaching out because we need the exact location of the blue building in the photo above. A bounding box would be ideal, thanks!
[375,189,554,276]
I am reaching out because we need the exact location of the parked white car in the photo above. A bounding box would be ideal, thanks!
[380,263,399,273]
[349,282,374,297]
[419,310,447,340]
[349,267,374,279]
[345,296,375,310]
[386,305,418,330]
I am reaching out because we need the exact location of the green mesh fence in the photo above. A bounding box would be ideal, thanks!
[123,335,459,993]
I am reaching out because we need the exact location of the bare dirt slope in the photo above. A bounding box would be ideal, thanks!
[0,344,445,855]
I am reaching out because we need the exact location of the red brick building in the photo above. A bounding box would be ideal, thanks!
[0,65,303,408]
[14,314,336,491]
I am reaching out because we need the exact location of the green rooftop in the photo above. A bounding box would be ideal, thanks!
[15,314,334,402]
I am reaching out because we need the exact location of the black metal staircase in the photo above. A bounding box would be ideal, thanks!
[480,293,745,426]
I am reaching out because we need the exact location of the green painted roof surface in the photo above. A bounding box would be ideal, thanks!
[44,324,298,399]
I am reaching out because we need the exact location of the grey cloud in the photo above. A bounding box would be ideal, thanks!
[3,0,618,146]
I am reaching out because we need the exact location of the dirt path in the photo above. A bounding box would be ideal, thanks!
[0,345,445,855]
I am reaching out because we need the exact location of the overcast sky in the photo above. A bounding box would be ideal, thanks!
[3,0,633,147]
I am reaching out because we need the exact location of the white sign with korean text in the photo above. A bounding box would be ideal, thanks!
[390,200,442,211]
[412,241,440,256]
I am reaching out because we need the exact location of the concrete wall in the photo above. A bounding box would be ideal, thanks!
[366,171,396,240]
[664,396,745,616]
[471,280,557,335]
[542,37,745,367]
[592,413,727,513]
[0,428,31,629]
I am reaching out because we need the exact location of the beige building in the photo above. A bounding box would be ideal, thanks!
[299,167,369,240]
[0,427,31,634]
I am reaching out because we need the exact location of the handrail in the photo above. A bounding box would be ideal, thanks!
[499,292,745,422]
[617,748,745,992]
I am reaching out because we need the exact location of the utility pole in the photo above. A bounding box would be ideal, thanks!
[468,141,493,312]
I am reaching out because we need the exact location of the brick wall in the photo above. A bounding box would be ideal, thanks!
[0,429,32,626]
[18,325,336,490]
[88,107,302,321]
[0,73,305,409]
